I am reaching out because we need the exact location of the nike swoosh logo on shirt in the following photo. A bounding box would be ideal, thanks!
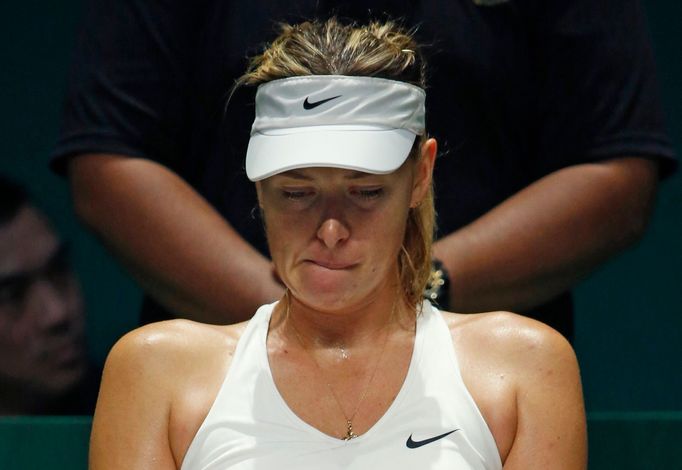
[406,429,460,448]
[303,95,342,109]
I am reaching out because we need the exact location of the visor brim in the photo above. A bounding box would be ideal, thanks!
[245,128,417,181]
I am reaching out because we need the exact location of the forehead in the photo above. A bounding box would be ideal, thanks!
[0,206,59,275]
[266,163,412,183]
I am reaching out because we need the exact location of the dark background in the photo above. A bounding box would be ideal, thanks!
[0,0,679,411]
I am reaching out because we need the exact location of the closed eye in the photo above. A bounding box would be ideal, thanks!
[282,190,314,200]
[352,187,384,200]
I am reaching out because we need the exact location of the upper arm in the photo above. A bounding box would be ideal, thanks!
[503,323,586,469]
[68,153,189,223]
[589,157,659,241]
[90,327,179,470]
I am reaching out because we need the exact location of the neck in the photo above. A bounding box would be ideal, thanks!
[272,287,414,349]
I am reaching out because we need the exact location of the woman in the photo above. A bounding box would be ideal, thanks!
[90,19,586,469]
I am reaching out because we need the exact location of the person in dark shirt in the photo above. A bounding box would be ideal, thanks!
[0,176,99,415]
[53,0,676,339]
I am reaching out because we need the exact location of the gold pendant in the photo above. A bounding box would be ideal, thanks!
[343,420,358,441]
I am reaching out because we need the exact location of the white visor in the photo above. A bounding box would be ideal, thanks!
[245,75,426,181]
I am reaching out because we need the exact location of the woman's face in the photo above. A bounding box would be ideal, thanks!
[257,141,435,312]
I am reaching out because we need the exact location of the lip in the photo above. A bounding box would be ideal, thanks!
[46,341,84,367]
[306,259,357,270]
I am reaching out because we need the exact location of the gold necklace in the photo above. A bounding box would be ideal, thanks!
[285,293,394,441]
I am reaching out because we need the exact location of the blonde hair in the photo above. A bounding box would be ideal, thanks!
[237,18,435,311]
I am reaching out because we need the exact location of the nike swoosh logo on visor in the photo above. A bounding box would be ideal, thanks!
[406,429,460,449]
[303,95,342,109]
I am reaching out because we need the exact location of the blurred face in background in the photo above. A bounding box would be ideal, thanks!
[0,205,86,399]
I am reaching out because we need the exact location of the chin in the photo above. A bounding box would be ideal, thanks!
[290,279,374,314]
[41,356,88,396]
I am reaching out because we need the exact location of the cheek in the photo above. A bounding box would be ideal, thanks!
[0,313,33,359]
[65,282,86,327]
[356,203,410,261]
[261,209,309,265]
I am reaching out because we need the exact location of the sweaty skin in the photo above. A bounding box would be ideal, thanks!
[90,141,585,469]
[91,307,585,469]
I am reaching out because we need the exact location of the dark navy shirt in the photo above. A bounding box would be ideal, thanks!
[52,0,676,338]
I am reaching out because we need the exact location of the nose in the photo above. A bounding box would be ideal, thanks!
[316,218,350,249]
[27,278,74,330]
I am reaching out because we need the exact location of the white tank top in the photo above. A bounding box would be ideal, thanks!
[181,301,502,470]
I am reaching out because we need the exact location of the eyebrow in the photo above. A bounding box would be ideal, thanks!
[345,171,377,180]
[281,170,312,181]
[0,242,70,287]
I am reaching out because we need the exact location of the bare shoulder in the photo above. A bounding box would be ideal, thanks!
[442,310,577,372]
[103,319,249,398]
[92,320,251,469]
[107,319,246,371]
[439,310,582,463]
